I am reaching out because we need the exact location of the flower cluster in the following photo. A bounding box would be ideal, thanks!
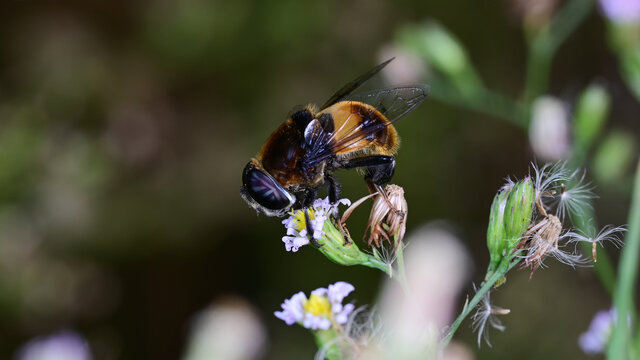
[281,197,350,252]
[274,281,355,331]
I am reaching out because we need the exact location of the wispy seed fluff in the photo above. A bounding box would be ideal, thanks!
[472,289,510,347]
[515,163,622,277]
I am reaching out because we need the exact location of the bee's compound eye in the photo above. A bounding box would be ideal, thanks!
[243,167,295,211]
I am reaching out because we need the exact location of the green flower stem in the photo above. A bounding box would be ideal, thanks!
[317,220,399,280]
[607,159,640,360]
[428,77,526,129]
[313,328,342,360]
[523,0,594,110]
[395,239,408,290]
[361,256,392,276]
[441,254,521,347]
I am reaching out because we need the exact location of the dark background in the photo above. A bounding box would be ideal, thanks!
[0,0,636,359]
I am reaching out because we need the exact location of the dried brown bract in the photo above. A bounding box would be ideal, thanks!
[365,185,408,249]
[514,197,585,278]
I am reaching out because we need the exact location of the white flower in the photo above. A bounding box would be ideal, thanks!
[281,197,350,252]
[274,281,355,331]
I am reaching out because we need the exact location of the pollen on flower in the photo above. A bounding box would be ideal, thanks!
[304,294,332,317]
[291,209,315,232]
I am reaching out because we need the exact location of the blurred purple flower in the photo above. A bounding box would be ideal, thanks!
[274,281,355,330]
[579,309,614,355]
[15,331,92,360]
[274,291,307,325]
[599,0,640,23]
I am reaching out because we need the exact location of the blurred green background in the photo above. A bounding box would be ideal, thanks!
[0,0,637,359]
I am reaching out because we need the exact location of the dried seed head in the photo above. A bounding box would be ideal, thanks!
[516,213,587,278]
[366,185,408,248]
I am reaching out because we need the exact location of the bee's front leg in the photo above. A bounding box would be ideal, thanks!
[325,173,352,244]
[304,208,323,247]
[325,173,342,204]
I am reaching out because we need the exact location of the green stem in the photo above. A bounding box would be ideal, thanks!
[441,255,521,347]
[395,240,408,286]
[392,239,410,294]
[361,256,392,276]
[428,77,526,129]
[607,160,640,360]
[313,328,343,360]
[523,0,595,111]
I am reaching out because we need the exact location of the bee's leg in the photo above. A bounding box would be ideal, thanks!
[326,173,342,204]
[295,188,323,247]
[325,173,351,244]
[339,155,396,185]
[304,208,323,247]
[339,155,400,214]
[295,187,317,209]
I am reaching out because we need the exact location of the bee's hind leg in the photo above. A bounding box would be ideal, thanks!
[340,155,400,214]
[339,155,396,185]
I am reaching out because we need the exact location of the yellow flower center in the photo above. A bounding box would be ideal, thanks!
[291,208,316,232]
[304,294,331,317]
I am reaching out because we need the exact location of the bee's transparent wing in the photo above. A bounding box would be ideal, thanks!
[303,85,429,167]
[346,85,429,124]
[320,58,394,109]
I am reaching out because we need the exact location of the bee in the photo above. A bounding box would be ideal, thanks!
[240,58,428,226]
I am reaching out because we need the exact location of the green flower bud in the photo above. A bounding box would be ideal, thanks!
[486,185,511,272]
[486,178,535,278]
[504,177,535,248]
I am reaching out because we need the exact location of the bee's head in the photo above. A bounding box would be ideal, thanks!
[240,159,296,217]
